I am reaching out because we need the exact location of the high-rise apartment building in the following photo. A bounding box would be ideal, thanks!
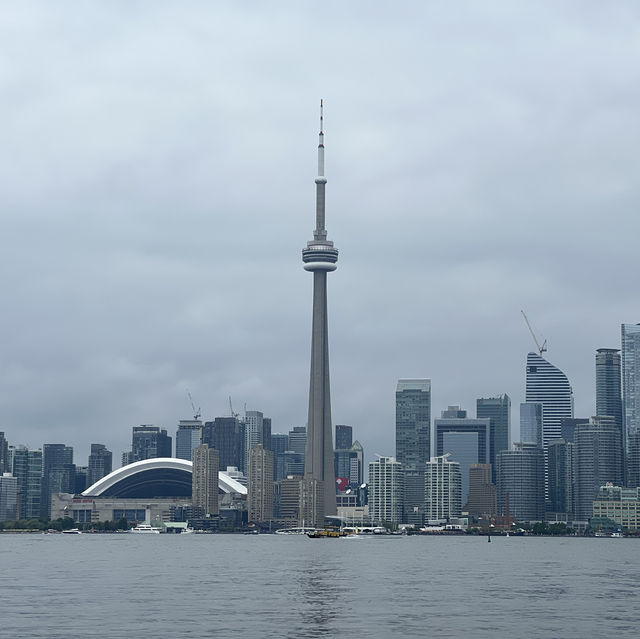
[12,446,42,519]
[596,348,623,436]
[368,457,404,525]
[245,411,272,458]
[131,425,172,462]
[425,455,462,521]
[573,416,623,520]
[41,444,74,519]
[520,402,543,447]
[87,444,112,488]
[396,379,431,525]
[192,444,219,518]
[465,463,496,516]
[435,407,490,505]
[477,395,511,477]
[202,418,246,473]
[248,444,274,524]
[0,432,9,474]
[622,324,640,485]
[0,473,18,521]
[175,420,202,461]
[525,353,574,447]
[496,443,545,522]
[275,475,302,524]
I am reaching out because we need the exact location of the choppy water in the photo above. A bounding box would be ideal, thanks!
[1,534,639,638]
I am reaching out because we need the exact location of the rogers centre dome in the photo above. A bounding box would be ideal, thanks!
[82,458,247,499]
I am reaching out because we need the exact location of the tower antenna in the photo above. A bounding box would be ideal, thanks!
[521,310,547,356]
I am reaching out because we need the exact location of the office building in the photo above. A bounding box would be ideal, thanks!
[175,420,202,461]
[275,475,302,524]
[334,440,364,489]
[74,466,88,494]
[41,444,74,519]
[496,443,545,522]
[573,417,623,520]
[559,418,589,443]
[0,473,18,521]
[202,417,246,474]
[248,444,274,524]
[368,456,404,525]
[192,444,219,517]
[520,402,543,447]
[288,426,307,457]
[245,411,272,458]
[301,104,339,526]
[547,438,574,515]
[271,433,289,482]
[335,425,353,450]
[477,395,511,476]
[596,348,623,435]
[396,379,431,525]
[465,463,496,517]
[87,444,112,488]
[592,484,640,532]
[435,407,490,505]
[425,455,462,521]
[131,425,172,462]
[12,446,42,519]
[0,432,9,474]
[525,352,574,447]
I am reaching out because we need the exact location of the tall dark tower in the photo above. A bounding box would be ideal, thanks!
[302,101,338,523]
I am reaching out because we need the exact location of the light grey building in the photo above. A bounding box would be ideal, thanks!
[622,324,640,485]
[175,420,202,461]
[396,379,431,525]
[425,455,462,521]
[247,444,274,524]
[368,456,404,525]
[573,417,623,520]
[496,443,545,522]
[520,402,543,448]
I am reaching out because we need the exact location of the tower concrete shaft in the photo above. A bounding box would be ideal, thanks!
[302,101,338,523]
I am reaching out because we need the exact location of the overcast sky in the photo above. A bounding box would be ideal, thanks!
[1,1,639,466]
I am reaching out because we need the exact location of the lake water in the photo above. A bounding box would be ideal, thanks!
[1,534,638,638]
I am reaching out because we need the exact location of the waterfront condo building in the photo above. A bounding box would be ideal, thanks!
[622,324,640,486]
[425,455,462,521]
[368,456,404,525]
[248,444,274,524]
[192,444,219,518]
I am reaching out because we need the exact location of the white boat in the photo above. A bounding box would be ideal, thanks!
[129,523,161,534]
[61,528,82,535]
[275,527,317,535]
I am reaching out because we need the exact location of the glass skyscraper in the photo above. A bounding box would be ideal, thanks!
[596,348,623,436]
[520,402,543,447]
[622,324,640,450]
[477,395,511,479]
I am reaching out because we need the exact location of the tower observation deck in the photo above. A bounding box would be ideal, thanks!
[301,101,338,524]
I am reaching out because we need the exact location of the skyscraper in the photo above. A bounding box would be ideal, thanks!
[131,425,172,462]
[301,102,339,526]
[41,444,74,519]
[245,411,272,464]
[596,348,623,436]
[192,444,219,518]
[271,433,289,482]
[496,443,545,522]
[425,455,462,521]
[12,446,42,519]
[87,444,112,488]
[573,416,623,520]
[175,419,202,461]
[520,402,543,447]
[396,379,431,525]
[477,395,511,476]
[202,417,246,473]
[0,432,9,474]
[525,352,574,447]
[622,324,640,484]
[547,438,574,515]
[0,473,18,522]
[335,425,353,451]
[465,463,497,516]
[248,444,274,524]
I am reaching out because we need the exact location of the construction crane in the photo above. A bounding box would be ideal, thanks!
[521,310,547,356]
[228,396,239,419]
[187,390,201,421]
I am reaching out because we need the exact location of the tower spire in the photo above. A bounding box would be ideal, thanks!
[314,99,327,240]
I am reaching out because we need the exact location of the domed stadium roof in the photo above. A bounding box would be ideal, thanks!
[82,458,247,498]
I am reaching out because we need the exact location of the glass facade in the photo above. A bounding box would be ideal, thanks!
[477,395,511,478]
[520,402,543,447]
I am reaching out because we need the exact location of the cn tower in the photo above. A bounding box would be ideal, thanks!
[302,100,338,521]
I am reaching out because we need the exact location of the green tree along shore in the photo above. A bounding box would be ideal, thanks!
[0,517,129,532]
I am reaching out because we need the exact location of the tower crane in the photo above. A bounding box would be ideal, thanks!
[521,310,547,356]
[187,390,201,421]
[228,396,239,419]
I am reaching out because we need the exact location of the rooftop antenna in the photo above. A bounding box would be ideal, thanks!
[521,310,547,356]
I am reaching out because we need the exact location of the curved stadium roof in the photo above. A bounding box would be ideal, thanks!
[82,458,247,498]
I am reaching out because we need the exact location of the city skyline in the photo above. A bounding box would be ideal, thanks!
[1,3,640,466]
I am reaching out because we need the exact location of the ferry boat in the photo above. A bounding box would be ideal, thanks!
[129,523,161,534]
[61,528,82,535]
[307,528,350,539]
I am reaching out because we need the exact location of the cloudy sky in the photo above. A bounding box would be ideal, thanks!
[1,1,639,465]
